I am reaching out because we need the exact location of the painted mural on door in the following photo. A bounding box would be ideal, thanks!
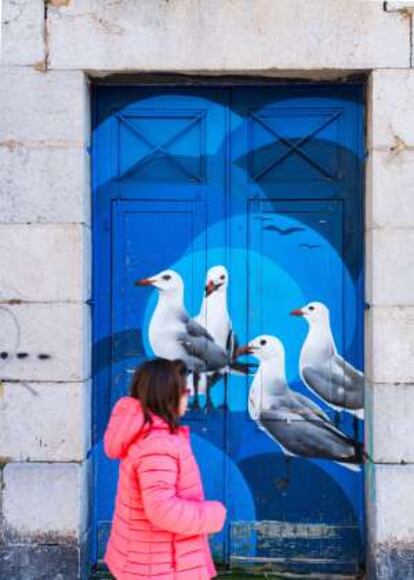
[92,85,365,576]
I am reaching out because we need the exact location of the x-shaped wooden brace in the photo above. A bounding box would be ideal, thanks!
[250,110,342,181]
[117,111,205,182]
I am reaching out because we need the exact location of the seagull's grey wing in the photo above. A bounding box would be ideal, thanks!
[259,405,357,461]
[287,392,356,440]
[185,317,214,341]
[289,392,330,421]
[302,359,364,409]
[332,354,364,392]
[302,365,337,404]
[184,354,209,374]
[176,332,229,371]
[302,354,364,410]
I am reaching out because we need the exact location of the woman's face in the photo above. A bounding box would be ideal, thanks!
[179,386,191,417]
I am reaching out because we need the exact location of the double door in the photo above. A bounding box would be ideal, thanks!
[92,84,364,575]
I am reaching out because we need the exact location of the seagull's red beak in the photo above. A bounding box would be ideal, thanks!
[236,345,255,356]
[290,308,304,316]
[205,280,216,297]
[135,278,155,286]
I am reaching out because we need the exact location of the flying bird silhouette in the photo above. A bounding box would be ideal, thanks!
[263,225,305,236]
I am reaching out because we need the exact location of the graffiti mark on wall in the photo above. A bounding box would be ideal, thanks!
[1,351,52,360]
[0,304,53,398]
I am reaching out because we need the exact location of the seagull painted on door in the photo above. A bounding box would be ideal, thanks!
[237,335,363,471]
[291,301,364,419]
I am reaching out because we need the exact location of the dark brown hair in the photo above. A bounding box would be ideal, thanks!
[130,358,188,433]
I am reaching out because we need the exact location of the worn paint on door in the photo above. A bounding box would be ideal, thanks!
[92,85,365,576]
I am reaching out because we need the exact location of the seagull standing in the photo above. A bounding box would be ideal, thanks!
[194,265,250,408]
[195,265,232,352]
[237,335,363,470]
[291,302,364,419]
[135,269,234,409]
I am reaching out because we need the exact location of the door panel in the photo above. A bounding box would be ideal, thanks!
[111,198,208,405]
[92,85,364,574]
[248,200,345,394]
[225,87,364,574]
[93,88,229,560]
[227,200,362,574]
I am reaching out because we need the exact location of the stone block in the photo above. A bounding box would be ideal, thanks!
[385,1,414,12]
[47,0,410,71]
[365,228,414,306]
[366,149,414,228]
[366,382,414,463]
[0,545,80,580]
[3,462,87,542]
[365,306,414,383]
[1,0,45,67]
[0,67,89,145]
[0,302,91,382]
[372,464,414,543]
[0,144,90,224]
[369,544,414,580]
[0,224,90,302]
[369,70,414,149]
[0,380,91,462]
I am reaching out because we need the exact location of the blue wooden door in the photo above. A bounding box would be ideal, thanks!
[92,85,364,575]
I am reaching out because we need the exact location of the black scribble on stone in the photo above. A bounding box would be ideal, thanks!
[21,381,39,396]
[1,352,8,359]
[17,352,29,359]
[264,225,305,236]
[38,354,51,360]
[299,243,321,249]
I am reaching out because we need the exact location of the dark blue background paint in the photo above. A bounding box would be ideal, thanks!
[91,85,365,575]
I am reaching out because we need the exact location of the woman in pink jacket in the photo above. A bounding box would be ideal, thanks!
[103,358,227,579]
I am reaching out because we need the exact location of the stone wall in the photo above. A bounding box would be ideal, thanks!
[1,3,91,577]
[1,1,414,578]
[365,67,414,579]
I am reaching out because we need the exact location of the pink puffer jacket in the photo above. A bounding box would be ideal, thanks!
[103,396,227,579]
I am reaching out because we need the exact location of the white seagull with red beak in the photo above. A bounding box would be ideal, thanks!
[195,265,249,368]
[195,266,232,353]
[193,266,252,408]
[237,335,363,470]
[291,301,364,419]
[135,269,229,371]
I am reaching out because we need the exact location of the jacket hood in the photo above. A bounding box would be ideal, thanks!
[103,396,188,460]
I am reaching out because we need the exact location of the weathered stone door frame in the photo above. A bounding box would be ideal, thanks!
[2,2,414,578]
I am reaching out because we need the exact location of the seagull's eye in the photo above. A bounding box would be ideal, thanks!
[220,275,225,281]
[162,274,172,281]
[260,339,267,346]
[309,306,315,311]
